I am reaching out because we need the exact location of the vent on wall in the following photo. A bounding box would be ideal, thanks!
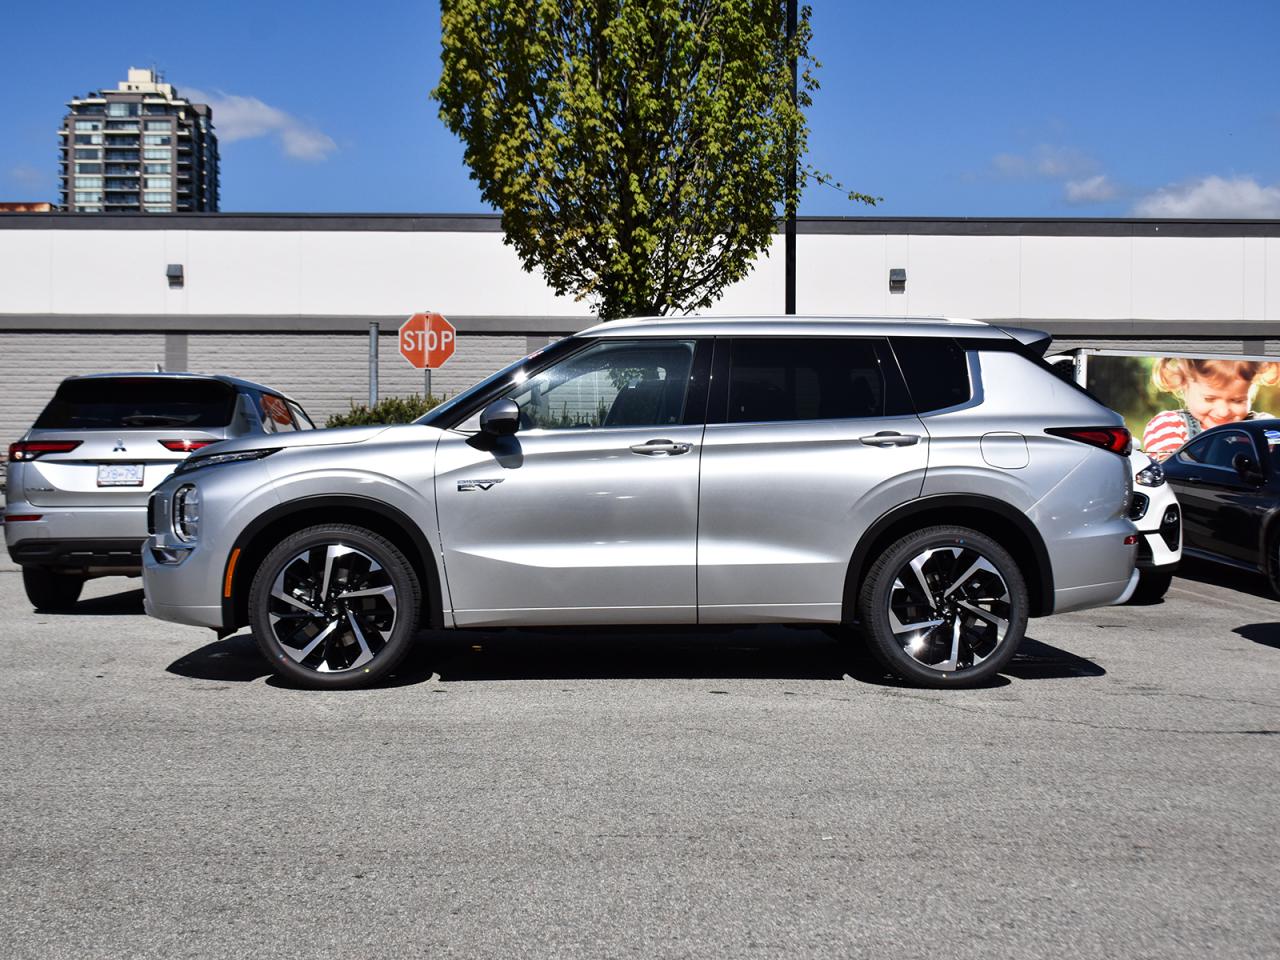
[889,268,906,294]
[166,263,184,289]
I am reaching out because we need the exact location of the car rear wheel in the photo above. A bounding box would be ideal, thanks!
[857,525,1028,687]
[248,524,421,689]
[21,567,84,611]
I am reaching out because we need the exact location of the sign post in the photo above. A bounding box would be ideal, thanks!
[398,312,457,399]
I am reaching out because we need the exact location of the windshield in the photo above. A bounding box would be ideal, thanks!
[34,377,238,429]
[417,337,582,428]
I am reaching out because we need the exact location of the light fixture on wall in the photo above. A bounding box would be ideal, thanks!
[166,263,184,289]
[889,268,906,294]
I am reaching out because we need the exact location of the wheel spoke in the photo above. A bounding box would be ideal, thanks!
[271,587,323,618]
[942,555,1001,599]
[287,619,339,664]
[907,554,937,608]
[957,599,1009,636]
[345,610,375,667]
[888,609,945,635]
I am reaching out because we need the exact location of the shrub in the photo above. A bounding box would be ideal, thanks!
[325,393,445,428]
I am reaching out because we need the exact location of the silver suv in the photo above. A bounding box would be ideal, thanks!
[6,373,313,610]
[143,318,1137,689]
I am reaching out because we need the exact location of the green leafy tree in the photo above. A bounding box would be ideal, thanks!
[433,0,876,320]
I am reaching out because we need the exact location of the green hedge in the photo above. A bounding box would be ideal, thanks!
[325,393,445,428]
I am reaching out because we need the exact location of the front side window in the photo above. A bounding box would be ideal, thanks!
[500,339,696,430]
[726,337,899,423]
[1178,430,1257,470]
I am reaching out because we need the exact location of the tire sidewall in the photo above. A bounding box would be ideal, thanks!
[248,525,420,690]
[859,526,1029,687]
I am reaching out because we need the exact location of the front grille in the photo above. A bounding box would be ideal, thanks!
[1159,504,1181,551]
[1128,492,1150,521]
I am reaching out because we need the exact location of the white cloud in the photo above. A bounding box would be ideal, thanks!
[1131,175,1280,218]
[1064,174,1120,205]
[991,145,1096,180]
[185,88,336,161]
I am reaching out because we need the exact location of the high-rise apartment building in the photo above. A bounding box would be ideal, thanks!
[59,67,219,213]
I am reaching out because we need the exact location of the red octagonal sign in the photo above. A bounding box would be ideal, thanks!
[399,311,456,369]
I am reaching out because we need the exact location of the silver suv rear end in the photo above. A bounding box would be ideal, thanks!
[6,373,313,609]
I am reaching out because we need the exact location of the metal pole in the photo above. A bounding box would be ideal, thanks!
[785,0,797,315]
[425,367,432,401]
[368,322,379,407]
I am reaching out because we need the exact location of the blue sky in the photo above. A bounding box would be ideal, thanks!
[2,0,1278,217]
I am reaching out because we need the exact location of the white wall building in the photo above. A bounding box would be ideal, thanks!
[2,212,1279,448]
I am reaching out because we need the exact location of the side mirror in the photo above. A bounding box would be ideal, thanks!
[1232,452,1262,482]
[479,399,520,437]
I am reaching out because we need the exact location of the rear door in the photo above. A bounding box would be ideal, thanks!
[696,336,929,623]
[18,377,237,507]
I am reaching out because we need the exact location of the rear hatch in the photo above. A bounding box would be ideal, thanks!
[18,377,237,507]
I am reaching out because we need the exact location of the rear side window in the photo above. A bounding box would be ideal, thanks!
[34,377,237,429]
[890,337,972,413]
[726,338,905,423]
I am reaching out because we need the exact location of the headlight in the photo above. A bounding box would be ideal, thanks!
[175,447,278,474]
[1135,461,1166,487]
[172,484,200,543]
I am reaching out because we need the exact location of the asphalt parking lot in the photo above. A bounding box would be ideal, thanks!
[1,549,1277,960]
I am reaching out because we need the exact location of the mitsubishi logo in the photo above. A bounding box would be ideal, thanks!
[457,478,504,492]
[113,439,127,452]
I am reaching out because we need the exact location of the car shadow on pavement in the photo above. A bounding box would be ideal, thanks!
[1233,623,1280,650]
[166,627,1102,689]
[1175,556,1273,600]
[47,587,145,616]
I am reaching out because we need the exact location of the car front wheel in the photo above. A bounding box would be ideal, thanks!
[248,524,422,689]
[857,525,1028,687]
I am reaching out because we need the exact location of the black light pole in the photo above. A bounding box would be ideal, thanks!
[785,0,797,315]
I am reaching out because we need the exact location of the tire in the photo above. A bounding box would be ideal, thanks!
[1129,568,1174,604]
[248,524,422,689]
[857,525,1029,688]
[22,567,84,611]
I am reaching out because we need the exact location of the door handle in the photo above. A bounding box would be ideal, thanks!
[859,431,920,448]
[630,439,691,456]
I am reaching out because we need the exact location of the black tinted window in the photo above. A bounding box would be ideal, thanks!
[890,337,972,412]
[34,378,238,429]
[727,338,895,423]
[1179,430,1256,469]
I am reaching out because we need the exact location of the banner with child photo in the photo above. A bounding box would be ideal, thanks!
[1081,353,1280,460]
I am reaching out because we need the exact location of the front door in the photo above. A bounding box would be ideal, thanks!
[435,338,710,626]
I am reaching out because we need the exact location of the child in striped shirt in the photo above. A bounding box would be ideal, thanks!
[1142,357,1280,460]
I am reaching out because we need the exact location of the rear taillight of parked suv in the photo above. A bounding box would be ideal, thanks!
[8,440,83,461]
[1046,426,1132,455]
[158,439,217,452]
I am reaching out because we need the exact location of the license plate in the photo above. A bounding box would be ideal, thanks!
[97,463,145,487]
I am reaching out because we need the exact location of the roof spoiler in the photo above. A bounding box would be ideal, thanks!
[997,325,1052,357]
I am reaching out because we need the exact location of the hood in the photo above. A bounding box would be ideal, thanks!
[196,424,394,457]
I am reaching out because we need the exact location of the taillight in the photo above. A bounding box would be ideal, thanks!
[8,440,83,461]
[158,439,216,452]
[1046,426,1132,455]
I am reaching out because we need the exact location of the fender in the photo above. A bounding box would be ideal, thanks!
[842,493,1056,620]
[219,494,443,633]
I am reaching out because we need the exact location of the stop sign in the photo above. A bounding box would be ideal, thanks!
[399,312,456,369]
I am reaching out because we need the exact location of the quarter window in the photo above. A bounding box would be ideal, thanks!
[726,338,900,423]
[890,337,972,412]
[500,339,696,430]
